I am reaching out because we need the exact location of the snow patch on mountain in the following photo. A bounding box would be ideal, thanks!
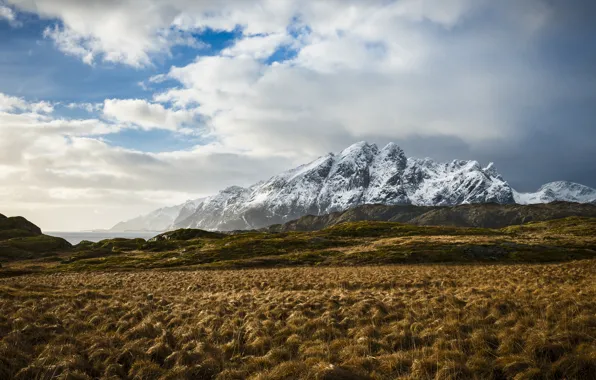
[513,181,596,204]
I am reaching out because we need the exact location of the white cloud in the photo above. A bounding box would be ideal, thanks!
[0,92,27,111]
[2,1,579,231]
[0,4,18,25]
[221,32,293,60]
[29,100,54,114]
[0,92,54,113]
[43,25,95,65]
[103,98,197,131]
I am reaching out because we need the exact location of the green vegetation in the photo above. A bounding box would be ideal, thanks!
[319,221,499,237]
[49,217,596,272]
[502,215,596,236]
[0,215,41,236]
[0,229,38,241]
[150,228,226,241]
[1,216,594,272]
[0,235,71,261]
[74,238,147,252]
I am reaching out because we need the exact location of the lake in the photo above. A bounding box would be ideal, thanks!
[48,231,161,245]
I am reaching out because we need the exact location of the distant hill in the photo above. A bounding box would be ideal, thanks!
[266,201,596,232]
[60,217,596,271]
[0,213,71,261]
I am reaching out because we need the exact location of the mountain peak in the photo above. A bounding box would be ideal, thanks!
[110,142,596,232]
[338,141,378,157]
[381,141,403,152]
[515,181,596,204]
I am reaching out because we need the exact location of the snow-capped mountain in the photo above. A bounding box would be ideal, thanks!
[111,142,522,231]
[111,142,596,232]
[513,181,596,204]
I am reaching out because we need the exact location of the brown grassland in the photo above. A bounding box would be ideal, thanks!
[1,217,596,379]
[1,261,595,379]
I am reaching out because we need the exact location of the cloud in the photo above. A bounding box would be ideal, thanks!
[11,0,202,67]
[0,5,14,20]
[0,92,54,113]
[8,0,285,67]
[0,4,19,25]
[43,25,95,65]
[0,92,296,229]
[221,32,293,60]
[103,98,197,131]
[0,92,27,111]
[6,0,484,67]
[151,0,555,159]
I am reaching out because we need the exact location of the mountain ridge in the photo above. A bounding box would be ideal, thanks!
[265,201,596,232]
[111,142,596,232]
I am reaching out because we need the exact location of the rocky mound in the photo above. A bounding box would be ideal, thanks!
[0,214,43,240]
[0,213,71,261]
[148,229,226,242]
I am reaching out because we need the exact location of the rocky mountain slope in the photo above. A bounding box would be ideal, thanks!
[111,142,596,232]
[267,202,596,232]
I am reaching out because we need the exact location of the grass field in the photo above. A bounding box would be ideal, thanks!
[4,217,586,274]
[1,261,595,379]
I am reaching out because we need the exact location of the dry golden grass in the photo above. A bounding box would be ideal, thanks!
[1,261,595,379]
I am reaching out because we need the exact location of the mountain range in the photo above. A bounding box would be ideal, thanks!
[111,142,596,232]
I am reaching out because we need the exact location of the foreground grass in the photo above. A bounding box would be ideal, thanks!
[1,261,595,379]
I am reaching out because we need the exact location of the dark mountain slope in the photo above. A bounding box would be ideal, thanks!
[267,202,596,232]
[409,201,596,228]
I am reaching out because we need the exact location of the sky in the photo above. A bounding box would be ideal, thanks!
[0,0,595,231]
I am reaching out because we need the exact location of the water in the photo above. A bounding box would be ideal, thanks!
[48,231,161,245]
